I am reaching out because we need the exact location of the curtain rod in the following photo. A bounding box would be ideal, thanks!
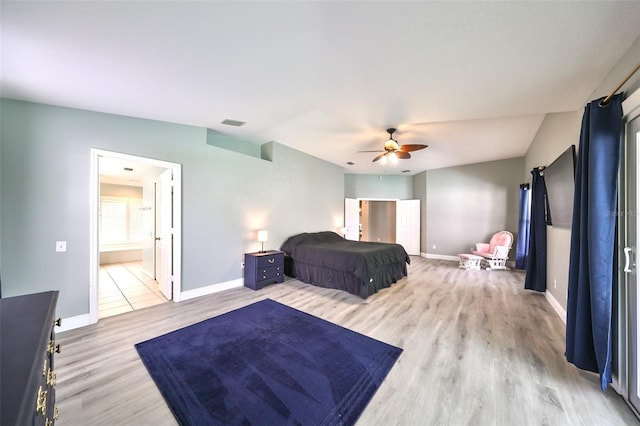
[599,63,640,107]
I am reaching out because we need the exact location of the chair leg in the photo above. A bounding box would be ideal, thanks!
[486,258,509,270]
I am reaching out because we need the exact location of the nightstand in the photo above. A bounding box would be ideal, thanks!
[244,250,285,290]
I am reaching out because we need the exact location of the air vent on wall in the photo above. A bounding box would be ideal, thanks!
[221,119,246,127]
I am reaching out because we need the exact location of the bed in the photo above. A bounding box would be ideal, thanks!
[280,231,410,298]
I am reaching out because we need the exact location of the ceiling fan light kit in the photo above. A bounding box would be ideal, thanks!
[364,128,428,163]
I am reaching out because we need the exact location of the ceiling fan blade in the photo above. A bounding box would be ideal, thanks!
[396,151,411,159]
[398,144,428,153]
[372,153,387,162]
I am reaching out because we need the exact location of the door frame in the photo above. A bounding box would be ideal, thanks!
[345,197,421,254]
[89,149,182,324]
[617,87,640,412]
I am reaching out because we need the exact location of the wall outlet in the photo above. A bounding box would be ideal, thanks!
[56,241,67,252]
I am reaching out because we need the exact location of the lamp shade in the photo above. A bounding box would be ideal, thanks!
[257,230,269,242]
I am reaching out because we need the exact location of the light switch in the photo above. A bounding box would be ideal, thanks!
[56,241,67,252]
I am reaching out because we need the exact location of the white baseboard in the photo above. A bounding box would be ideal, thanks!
[58,279,243,332]
[57,313,92,332]
[425,253,459,261]
[422,253,517,269]
[180,278,244,301]
[545,290,567,324]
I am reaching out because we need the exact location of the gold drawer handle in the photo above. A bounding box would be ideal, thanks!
[45,418,53,426]
[36,386,47,416]
[47,369,57,386]
[54,405,59,420]
[48,341,62,354]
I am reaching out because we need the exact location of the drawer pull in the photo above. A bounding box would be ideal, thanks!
[45,418,53,426]
[268,258,275,264]
[54,405,59,420]
[47,369,57,386]
[48,340,62,354]
[36,386,47,416]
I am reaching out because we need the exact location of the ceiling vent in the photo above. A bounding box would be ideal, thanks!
[221,119,246,127]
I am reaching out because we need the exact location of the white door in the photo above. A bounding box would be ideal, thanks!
[344,198,360,241]
[155,169,173,300]
[396,199,420,255]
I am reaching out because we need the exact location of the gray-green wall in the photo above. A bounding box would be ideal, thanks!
[426,157,524,257]
[524,35,640,312]
[345,163,522,258]
[344,174,413,199]
[413,172,427,254]
[0,99,344,318]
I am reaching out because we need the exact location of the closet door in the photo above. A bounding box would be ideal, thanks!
[396,199,420,255]
[344,198,360,241]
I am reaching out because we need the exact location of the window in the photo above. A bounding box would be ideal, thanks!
[100,196,144,247]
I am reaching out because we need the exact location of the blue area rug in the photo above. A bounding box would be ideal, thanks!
[135,299,402,425]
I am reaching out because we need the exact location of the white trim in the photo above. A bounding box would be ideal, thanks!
[171,164,183,302]
[545,290,567,324]
[180,279,244,301]
[59,280,243,332]
[425,253,459,262]
[423,253,517,269]
[57,314,92,332]
[623,87,640,120]
[356,197,400,202]
[89,152,100,324]
[89,149,183,320]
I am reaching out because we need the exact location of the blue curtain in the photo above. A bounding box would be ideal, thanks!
[524,169,548,291]
[516,184,531,269]
[566,94,623,391]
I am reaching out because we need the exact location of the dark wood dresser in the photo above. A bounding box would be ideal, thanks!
[244,250,285,290]
[1,291,61,425]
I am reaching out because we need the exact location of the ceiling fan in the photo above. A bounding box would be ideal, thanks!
[359,128,428,163]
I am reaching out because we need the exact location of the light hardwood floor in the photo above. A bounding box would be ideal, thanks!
[56,257,639,425]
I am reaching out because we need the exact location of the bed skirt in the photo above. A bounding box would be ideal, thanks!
[290,260,407,298]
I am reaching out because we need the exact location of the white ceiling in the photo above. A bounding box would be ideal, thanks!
[3,1,640,175]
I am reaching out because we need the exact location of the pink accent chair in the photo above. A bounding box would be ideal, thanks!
[472,231,514,270]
